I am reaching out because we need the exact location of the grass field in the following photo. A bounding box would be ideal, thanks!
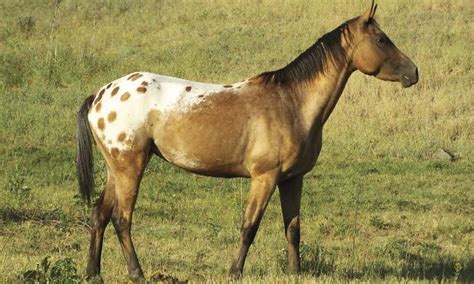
[1,0,473,282]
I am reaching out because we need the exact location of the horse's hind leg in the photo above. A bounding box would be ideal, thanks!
[109,148,151,282]
[86,168,116,280]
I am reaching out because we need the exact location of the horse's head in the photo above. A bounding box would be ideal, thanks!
[348,2,418,88]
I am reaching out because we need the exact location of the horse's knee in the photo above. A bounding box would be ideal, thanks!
[241,224,258,246]
[240,213,260,245]
[111,209,130,234]
[287,216,300,245]
[91,208,105,229]
[95,194,115,225]
[286,216,301,273]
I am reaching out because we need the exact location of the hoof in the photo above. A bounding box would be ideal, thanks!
[85,274,104,284]
[229,269,242,281]
[129,270,145,283]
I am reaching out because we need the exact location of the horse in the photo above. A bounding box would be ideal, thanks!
[76,2,418,281]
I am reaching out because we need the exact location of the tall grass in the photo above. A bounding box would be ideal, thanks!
[0,0,472,282]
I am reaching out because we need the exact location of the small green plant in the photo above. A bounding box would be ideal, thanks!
[0,52,30,87]
[21,256,49,283]
[6,166,31,204]
[72,190,100,208]
[21,256,81,283]
[370,215,389,230]
[17,16,36,35]
[453,262,462,281]
[48,258,81,283]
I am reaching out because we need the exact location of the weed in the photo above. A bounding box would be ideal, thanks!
[17,16,36,35]
[5,166,31,205]
[453,262,462,281]
[48,258,81,283]
[21,256,81,283]
[370,215,390,230]
[21,257,49,283]
[0,52,30,87]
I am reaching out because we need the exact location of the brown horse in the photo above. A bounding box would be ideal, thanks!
[76,2,418,281]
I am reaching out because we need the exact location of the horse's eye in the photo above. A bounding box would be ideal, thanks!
[377,35,388,46]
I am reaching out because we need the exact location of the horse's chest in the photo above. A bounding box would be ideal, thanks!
[283,130,323,178]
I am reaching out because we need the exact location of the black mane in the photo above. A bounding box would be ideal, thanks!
[258,20,353,86]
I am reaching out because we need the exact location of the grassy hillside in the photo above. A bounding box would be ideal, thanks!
[1,0,473,282]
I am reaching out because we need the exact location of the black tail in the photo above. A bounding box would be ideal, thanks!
[76,95,95,203]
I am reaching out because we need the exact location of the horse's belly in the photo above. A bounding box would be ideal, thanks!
[153,113,250,177]
[155,139,249,177]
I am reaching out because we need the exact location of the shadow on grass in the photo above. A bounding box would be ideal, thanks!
[297,243,474,282]
[394,254,473,281]
[149,272,188,284]
[0,207,66,225]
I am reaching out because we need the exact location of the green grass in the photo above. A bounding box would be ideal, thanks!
[0,0,473,282]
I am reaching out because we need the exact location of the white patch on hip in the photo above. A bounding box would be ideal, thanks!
[88,72,246,154]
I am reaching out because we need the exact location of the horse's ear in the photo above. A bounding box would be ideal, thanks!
[371,4,378,18]
[360,0,376,25]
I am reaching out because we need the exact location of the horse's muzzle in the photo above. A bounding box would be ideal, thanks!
[400,66,419,88]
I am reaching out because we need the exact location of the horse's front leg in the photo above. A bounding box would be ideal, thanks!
[229,171,278,278]
[278,175,303,274]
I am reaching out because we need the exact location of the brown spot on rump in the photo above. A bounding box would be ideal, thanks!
[130,73,143,81]
[141,81,148,87]
[110,148,120,159]
[198,94,204,98]
[120,92,131,101]
[136,87,147,93]
[185,86,192,92]
[95,102,102,112]
[97,118,105,130]
[223,85,233,88]
[127,73,140,80]
[107,111,117,122]
[111,86,120,96]
[118,132,126,142]
[94,89,105,104]
[106,83,113,89]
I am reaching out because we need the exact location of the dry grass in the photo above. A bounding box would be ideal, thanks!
[0,0,472,282]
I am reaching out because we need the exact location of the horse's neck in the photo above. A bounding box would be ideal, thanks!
[294,61,354,134]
